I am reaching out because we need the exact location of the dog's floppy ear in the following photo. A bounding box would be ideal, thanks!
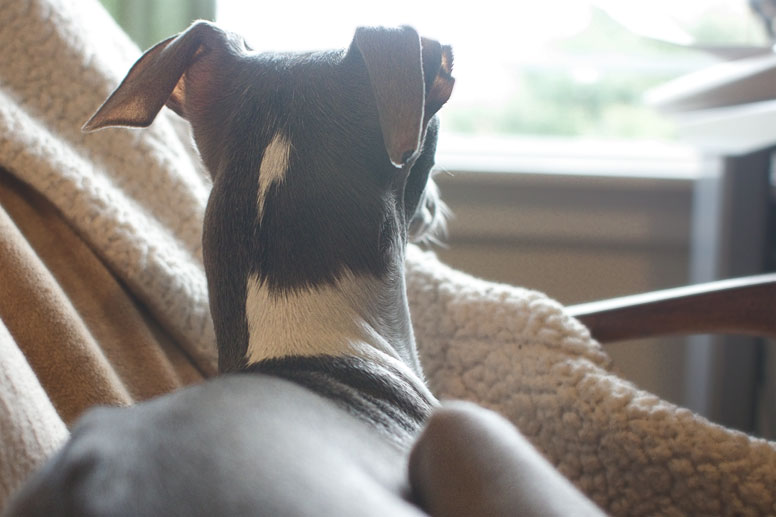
[83,21,235,131]
[353,26,454,168]
[420,38,455,129]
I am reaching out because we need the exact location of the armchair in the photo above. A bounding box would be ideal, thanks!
[570,272,776,342]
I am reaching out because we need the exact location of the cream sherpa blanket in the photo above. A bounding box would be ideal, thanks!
[2,1,776,515]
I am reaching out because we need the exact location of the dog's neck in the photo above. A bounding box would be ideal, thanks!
[199,116,432,377]
[244,257,422,375]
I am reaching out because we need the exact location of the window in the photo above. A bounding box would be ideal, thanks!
[216,1,765,142]
[102,0,768,176]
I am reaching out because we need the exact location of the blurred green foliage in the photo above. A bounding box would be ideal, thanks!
[444,8,746,140]
[99,0,215,50]
[445,68,677,139]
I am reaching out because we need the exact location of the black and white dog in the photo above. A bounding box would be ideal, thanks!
[4,22,603,517]
[7,21,450,516]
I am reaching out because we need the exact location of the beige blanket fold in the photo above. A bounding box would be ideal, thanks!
[0,169,203,424]
[0,316,67,508]
[3,1,776,516]
[0,0,218,379]
[0,165,205,509]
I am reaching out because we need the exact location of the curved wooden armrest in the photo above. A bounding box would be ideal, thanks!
[566,273,776,344]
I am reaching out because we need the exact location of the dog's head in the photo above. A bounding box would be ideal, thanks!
[85,22,453,371]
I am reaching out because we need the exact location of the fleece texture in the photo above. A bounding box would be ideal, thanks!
[1,0,775,515]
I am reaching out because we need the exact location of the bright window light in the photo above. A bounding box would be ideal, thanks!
[217,1,766,147]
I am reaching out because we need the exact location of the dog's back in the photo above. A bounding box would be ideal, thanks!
[7,373,429,517]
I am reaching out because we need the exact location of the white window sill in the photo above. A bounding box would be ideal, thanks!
[436,133,705,181]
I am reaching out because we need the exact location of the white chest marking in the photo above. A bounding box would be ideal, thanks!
[257,133,291,219]
[244,272,401,365]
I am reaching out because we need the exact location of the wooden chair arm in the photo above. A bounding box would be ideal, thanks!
[566,273,776,344]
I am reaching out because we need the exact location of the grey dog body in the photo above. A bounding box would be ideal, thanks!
[10,370,430,516]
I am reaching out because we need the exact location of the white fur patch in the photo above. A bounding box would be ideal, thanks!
[244,272,402,365]
[257,133,291,219]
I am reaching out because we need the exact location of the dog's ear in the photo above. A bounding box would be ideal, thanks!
[420,38,455,129]
[83,21,237,131]
[353,26,454,168]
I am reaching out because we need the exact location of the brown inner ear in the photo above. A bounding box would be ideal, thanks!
[166,44,211,117]
[166,74,187,117]
[82,21,230,132]
[421,40,455,128]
